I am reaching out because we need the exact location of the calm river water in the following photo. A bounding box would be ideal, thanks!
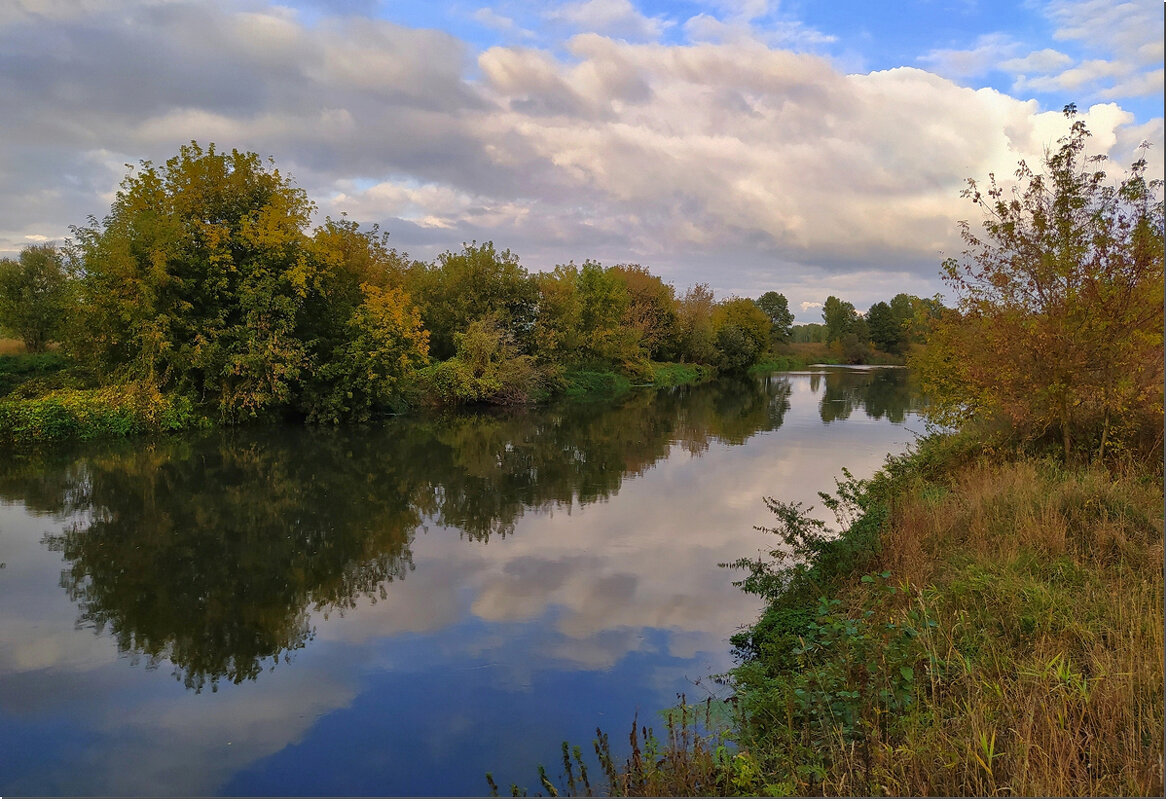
[0,367,923,796]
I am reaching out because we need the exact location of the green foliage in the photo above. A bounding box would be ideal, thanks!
[712,298,770,372]
[65,144,435,425]
[676,283,717,364]
[866,301,900,353]
[409,241,536,360]
[576,261,637,365]
[414,318,545,406]
[0,352,71,396]
[755,292,794,343]
[303,283,430,422]
[822,296,858,345]
[0,385,198,444]
[561,368,632,399]
[790,323,825,344]
[68,142,316,421]
[0,243,71,352]
[649,361,714,387]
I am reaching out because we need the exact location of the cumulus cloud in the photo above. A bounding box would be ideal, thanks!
[0,0,1157,310]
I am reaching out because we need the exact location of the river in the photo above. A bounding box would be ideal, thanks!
[0,367,923,796]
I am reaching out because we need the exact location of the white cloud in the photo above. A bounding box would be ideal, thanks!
[0,1,1157,310]
[472,6,534,38]
[922,0,1164,103]
[546,0,671,41]
[1000,48,1073,74]
[919,33,1020,78]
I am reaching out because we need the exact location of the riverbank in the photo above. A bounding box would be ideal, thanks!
[536,431,1165,796]
[0,353,717,446]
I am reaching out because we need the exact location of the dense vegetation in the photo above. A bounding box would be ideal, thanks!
[499,108,1164,797]
[0,143,936,444]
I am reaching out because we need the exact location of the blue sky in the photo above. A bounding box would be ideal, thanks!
[0,0,1162,318]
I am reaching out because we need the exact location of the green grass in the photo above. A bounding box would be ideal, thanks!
[649,361,715,387]
[561,369,633,399]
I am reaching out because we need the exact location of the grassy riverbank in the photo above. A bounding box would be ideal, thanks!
[0,352,716,445]
[524,431,1164,797]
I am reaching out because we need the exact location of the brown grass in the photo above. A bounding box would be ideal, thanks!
[862,459,1166,796]
[0,338,26,355]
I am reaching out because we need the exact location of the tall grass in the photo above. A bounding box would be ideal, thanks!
[521,436,1164,797]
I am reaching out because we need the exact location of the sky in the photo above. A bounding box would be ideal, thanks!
[0,0,1163,320]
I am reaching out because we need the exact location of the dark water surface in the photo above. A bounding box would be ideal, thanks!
[0,368,923,797]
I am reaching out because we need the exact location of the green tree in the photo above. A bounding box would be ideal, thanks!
[532,264,583,364]
[305,283,430,422]
[755,291,795,343]
[822,296,858,344]
[791,323,825,343]
[0,243,71,352]
[408,241,536,360]
[865,301,901,354]
[297,218,427,422]
[677,283,717,363]
[915,106,1165,462]
[576,261,635,365]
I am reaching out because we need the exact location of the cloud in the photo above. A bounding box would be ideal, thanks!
[472,6,533,38]
[546,0,671,41]
[0,0,1156,311]
[919,33,1020,78]
[919,0,1163,104]
[1000,48,1074,74]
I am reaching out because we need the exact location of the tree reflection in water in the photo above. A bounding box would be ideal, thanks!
[817,367,922,424]
[0,370,911,692]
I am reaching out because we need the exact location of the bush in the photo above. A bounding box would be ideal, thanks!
[0,352,71,396]
[0,385,200,444]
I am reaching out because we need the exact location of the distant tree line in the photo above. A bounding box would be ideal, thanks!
[786,292,944,361]
[2,142,942,427]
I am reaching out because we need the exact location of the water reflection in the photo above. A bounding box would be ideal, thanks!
[0,367,921,796]
[812,367,921,423]
[0,374,798,692]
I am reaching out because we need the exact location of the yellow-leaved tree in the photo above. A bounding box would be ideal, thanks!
[914,106,1165,463]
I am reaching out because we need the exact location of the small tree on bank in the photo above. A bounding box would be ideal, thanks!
[0,243,70,352]
[915,106,1165,463]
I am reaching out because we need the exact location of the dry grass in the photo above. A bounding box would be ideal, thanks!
[0,338,26,355]
[852,459,1165,796]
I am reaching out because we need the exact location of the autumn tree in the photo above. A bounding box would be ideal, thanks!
[914,106,1165,462]
[0,243,70,352]
[611,263,679,360]
[677,283,717,363]
[68,143,429,422]
[712,297,771,372]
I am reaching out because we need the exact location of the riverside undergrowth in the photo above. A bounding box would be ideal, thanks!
[506,432,1165,796]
